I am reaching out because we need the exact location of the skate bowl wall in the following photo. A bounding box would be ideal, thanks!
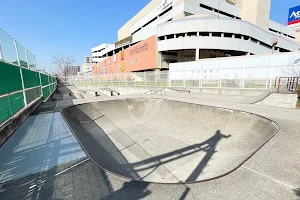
[61,98,279,183]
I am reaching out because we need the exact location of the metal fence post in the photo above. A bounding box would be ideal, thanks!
[184,64,186,88]
[201,63,203,88]
[269,53,275,89]
[0,42,3,60]
[38,72,43,97]
[219,59,222,88]
[14,40,27,106]
[110,72,112,86]
[144,71,146,87]
[168,71,171,87]
[25,49,29,69]
[33,55,37,71]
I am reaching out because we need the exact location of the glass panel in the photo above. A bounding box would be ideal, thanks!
[16,42,28,68]
[26,50,36,69]
[0,29,18,64]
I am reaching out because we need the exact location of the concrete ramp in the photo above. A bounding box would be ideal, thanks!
[239,90,273,104]
[61,98,279,183]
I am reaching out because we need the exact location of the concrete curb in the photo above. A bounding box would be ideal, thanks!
[0,97,43,147]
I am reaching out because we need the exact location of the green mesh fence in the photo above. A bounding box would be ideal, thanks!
[0,62,23,95]
[10,92,25,115]
[41,74,49,86]
[0,92,24,124]
[0,60,56,125]
[22,68,41,88]
[0,96,12,124]
[42,86,50,99]
[25,87,41,105]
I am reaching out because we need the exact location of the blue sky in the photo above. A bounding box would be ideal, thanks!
[0,0,299,72]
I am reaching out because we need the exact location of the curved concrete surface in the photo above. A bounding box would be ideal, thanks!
[61,98,279,183]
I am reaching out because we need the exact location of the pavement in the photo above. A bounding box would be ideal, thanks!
[0,84,300,199]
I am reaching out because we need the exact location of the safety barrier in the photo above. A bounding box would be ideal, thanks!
[0,60,56,125]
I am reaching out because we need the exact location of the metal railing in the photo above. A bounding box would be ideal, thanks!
[64,70,275,90]
[275,77,299,93]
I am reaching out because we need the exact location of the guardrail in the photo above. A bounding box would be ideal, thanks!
[275,77,299,93]
[64,70,275,90]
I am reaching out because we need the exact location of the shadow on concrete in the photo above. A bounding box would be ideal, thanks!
[1,85,198,200]
[0,112,86,192]
[0,158,116,200]
[62,103,231,183]
[100,181,151,200]
[61,106,141,179]
[32,84,76,115]
[294,188,300,197]
[55,84,77,101]
[129,130,231,182]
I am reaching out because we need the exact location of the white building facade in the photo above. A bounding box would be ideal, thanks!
[91,0,300,72]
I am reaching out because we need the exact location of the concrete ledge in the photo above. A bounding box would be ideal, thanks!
[0,97,43,146]
[88,90,99,97]
[76,85,268,97]
[255,93,298,108]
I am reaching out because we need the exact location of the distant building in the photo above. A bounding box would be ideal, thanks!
[82,63,93,76]
[91,0,300,75]
[65,66,80,76]
[84,56,92,64]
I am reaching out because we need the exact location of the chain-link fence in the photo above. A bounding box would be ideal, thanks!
[0,29,56,125]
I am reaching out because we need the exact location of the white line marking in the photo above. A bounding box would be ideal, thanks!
[29,184,36,190]
[242,166,300,191]
[55,100,58,111]
[55,158,89,177]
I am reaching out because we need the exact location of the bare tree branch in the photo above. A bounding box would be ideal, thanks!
[53,55,74,81]
[281,56,300,77]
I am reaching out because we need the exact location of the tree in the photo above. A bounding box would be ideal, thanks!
[281,57,300,77]
[53,55,74,81]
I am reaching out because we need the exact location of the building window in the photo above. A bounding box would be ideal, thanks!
[260,42,272,49]
[199,4,213,11]
[250,38,258,43]
[234,34,242,39]
[187,32,197,37]
[159,6,172,17]
[166,34,175,39]
[199,32,209,37]
[212,32,222,37]
[158,36,165,41]
[224,33,232,38]
[176,33,185,38]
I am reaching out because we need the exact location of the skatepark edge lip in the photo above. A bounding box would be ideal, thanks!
[60,97,280,185]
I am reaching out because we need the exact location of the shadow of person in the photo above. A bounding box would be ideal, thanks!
[200,130,231,152]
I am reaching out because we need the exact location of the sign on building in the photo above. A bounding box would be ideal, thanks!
[158,0,172,10]
[288,5,300,26]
